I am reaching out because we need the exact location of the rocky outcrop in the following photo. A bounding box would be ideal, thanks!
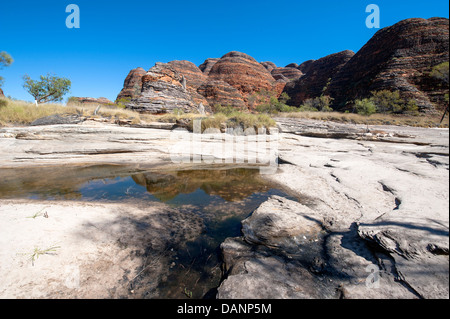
[271,67,303,82]
[297,59,315,74]
[283,50,355,106]
[208,51,277,103]
[197,80,246,109]
[167,60,210,108]
[117,18,449,114]
[327,17,449,112]
[116,67,146,101]
[198,58,219,75]
[285,63,299,68]
[126,62,196,113]
[0,88,4,98]
[260,61,277,72]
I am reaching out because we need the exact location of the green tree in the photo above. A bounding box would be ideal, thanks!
[23,73,71,104]
[0,51,14,87]
[355,98,377,116]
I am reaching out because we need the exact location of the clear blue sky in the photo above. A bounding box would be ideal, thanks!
[1,0,448,103]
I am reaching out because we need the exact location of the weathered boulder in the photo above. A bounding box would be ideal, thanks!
[126,63,196,114]
[116,67,146,101]
[327,17,449,112]
[283,50,355,107]
[217,237,334,299]
[241,195,323,250]
[217,196,334,299]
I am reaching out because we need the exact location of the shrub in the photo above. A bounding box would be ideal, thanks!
[430,62,449,85]
[370,90,404,114]
[298,104,318,112]
[0,98,8,108]
[404,99,419,115]
[355,98,377,116]
[300,95,333,112]
[115,97,132,109]
[251,90,294,114]
[213,104,237,115]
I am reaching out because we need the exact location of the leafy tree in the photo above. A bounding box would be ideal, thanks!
[23,73,71,104]
[355,98,377,116]
[0,51,14,87]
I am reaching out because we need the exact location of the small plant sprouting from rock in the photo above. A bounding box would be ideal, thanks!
[183,287,193,298]
[20,244,61,266]
[26,207,49,219]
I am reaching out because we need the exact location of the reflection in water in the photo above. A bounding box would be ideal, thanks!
[131,168,272,202]
[0,165,299,299]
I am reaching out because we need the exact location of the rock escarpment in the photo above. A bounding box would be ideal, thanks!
[326,17,449,112]
[283,50,355,106]
[119,17,449,114]
[123,51,282,113]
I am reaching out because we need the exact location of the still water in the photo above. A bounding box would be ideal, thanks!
[0,164,298,298]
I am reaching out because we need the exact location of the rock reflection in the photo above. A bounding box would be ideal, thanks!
[131,168,272,202]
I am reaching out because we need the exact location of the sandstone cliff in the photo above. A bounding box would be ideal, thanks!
[327,17,449,112]
[118,18,449,114]
[283,50,355,106]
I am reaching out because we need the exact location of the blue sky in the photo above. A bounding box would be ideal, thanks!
[1,0,448,103]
